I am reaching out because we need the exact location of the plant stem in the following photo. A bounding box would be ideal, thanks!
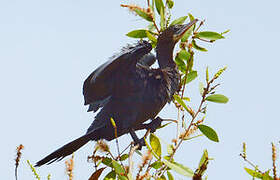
[157,76,215,178]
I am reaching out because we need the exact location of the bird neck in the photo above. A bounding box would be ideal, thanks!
[156,41,176,69]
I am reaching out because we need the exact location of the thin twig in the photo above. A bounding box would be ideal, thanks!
[161,118,178,123]
[65,154,74,180]
[180,51,194,99]
[15,144,24,180]
[272,143,277,179]
[129,145,140,174]
[145,158,153,176]
[195,19,205,32]
[196,37,214,43]
[115,137,121,159]
[176,108,180,143]
[115,137,126,169]
[119,143,133,158]
[240,153,263,173]
[152,16,160,33]
[209,84,220,93]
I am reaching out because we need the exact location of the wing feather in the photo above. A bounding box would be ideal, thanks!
[83,41,153,112]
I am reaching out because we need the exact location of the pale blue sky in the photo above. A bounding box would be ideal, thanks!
[1,0,280,179]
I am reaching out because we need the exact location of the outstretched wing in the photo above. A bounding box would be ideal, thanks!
[83,41,154,112]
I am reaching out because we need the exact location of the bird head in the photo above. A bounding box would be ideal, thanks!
[157,19,198,45]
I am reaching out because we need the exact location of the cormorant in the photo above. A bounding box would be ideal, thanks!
[35,19,198,167]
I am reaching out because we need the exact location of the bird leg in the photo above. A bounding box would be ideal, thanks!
[147,117,163,133]
[129,117,163,150]
[129,129,145,150]
[134,117,163,132]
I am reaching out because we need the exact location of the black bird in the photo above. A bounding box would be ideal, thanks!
[35,19,198,167]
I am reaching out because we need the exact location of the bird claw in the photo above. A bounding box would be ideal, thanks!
[134,137,146,150]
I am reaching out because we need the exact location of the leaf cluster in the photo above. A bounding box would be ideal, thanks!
[241,142,280,180]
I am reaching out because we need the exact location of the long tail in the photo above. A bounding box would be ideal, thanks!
[35,133,92,167]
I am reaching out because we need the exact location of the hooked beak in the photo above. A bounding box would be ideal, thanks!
[174,19,198,41]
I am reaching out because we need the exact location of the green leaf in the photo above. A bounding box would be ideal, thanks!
[199,82,204,96]
[175,56,186,73]
[145,137,159,159]
[187,53,194,71]
[167,171,175,180]
[214,66,227,79]
[147,23,156,31]
[198,125,219,142]
[112,160,125,175]
[173,94,188,111]
[182,97,190,101]
[118,175,128,180]
[221,29,230,35]
[127,172,133,180]
[155,0,164,15]
[186,71,198,84]
[150,161,163,169]
[160,7,165,30]
[163,160,194,177]
[199,149,208,168]
[135,150,142,156]
[188,13,195,21]
[263,171,273,180]
[167,0,174,9]
[244,167,263,178]
[183,134,203,141]
[170,16,188,26]
[126,30,148,38]
[195,31,225,41]
[158,175,167,180]
[178,50,190,61]
[120,154,129,161]
[174,162,194,175]
[206,67,209,82]
[158,122,172,129]
[104,170,116,180]
[192,40,207,52]
[167,144,173,155]
[151,0,155,12]
[164,155,172,161]
[205,94,229,104]
[150,133,162,158]
[146,31,157,42]
[146,30,157,48]
[197,149,210,176]
[102,157,113,167]
[134,9,153,22]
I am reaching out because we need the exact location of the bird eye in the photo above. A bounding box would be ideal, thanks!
[172,25,180,32]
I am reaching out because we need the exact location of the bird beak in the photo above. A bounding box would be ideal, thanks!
[174,19,198,41]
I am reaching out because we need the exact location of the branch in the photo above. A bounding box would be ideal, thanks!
[157,75,217,178]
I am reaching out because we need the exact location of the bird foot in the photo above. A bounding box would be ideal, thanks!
[130,129,146,150]
[133,137,146,150]
[147,117,163,133]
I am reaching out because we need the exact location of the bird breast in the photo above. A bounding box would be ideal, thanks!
[134,66,180,123]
